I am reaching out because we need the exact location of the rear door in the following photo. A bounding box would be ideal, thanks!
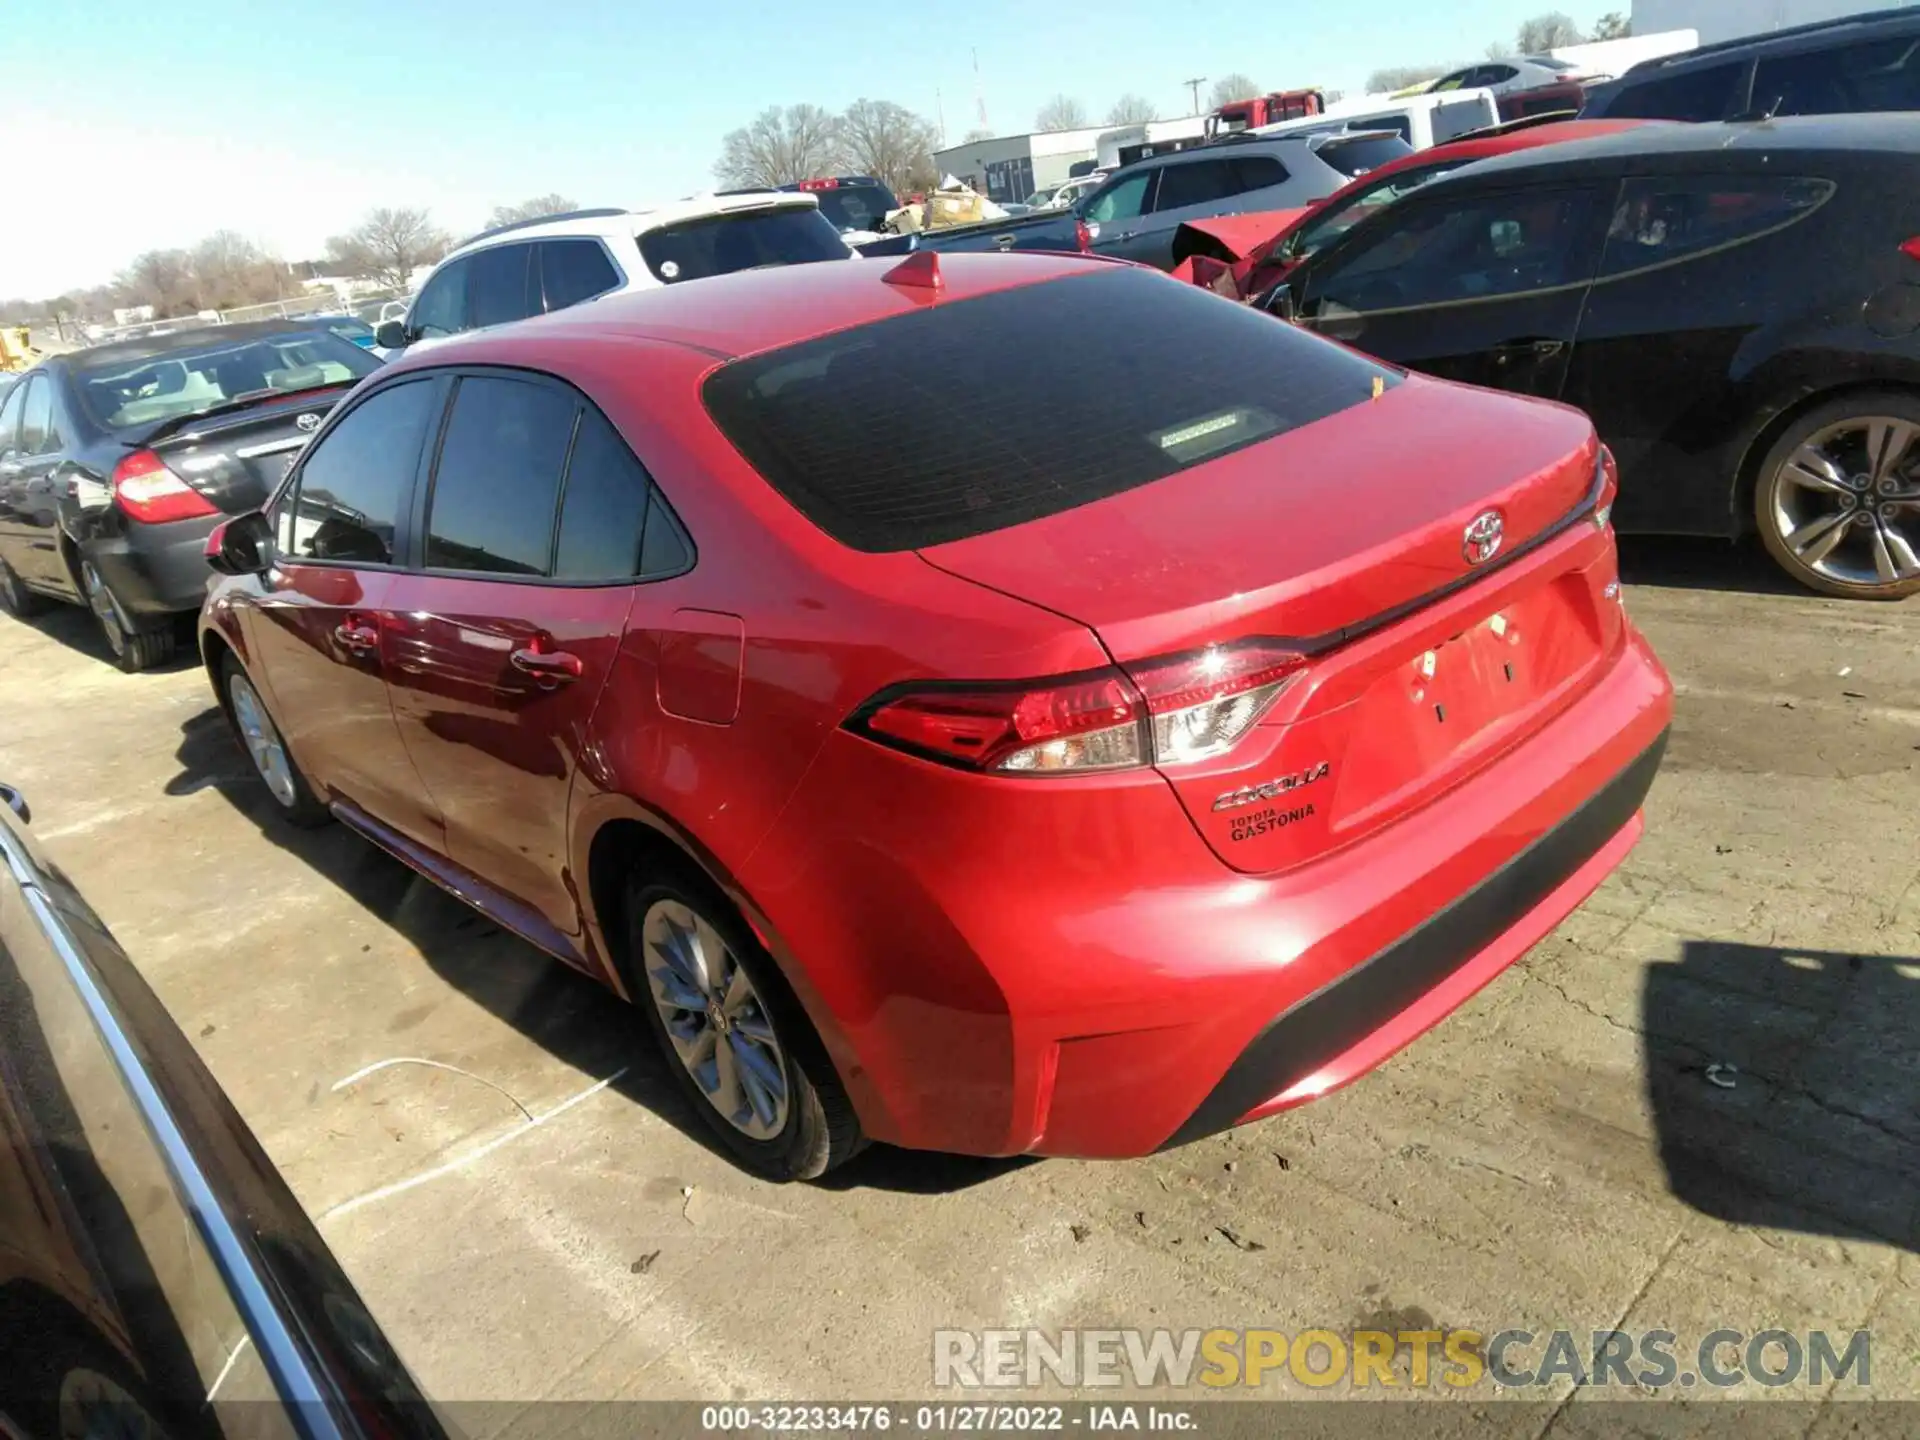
[1294,178,1613,398]
[1562,171,1840,534]
[248,376,446,848]
[1129,158,1267,267]
[9,376,70,589]
[0,379,35,585]
[380,372,647,949]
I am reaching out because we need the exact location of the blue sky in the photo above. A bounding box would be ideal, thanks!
[8,0,1593,296]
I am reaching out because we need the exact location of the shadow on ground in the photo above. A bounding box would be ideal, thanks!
[1644,940,1920,1250]
[10,601,201,674]
[1616,535,1802,599]
[165,703,1019,1195]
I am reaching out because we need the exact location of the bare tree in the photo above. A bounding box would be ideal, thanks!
[1207,74,1260,110]
[1516,11,1585,52]
[117,250,195,317]
[1367,64,1452,93]
[1105,93,1159,125]
[1592,11,1631,39]
[714,105,845,188]
[486,194,580,228]
[1034,95,1089,132]
[840,99,940,199]
[325,207,451,291]
[963,126,993,143]
[187,231,286,310]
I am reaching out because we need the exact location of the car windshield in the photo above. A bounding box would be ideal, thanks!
[1317,133,1416,176]
[1288,161,1463,258]
[72,329,379,430]
[702,265,1395,552]
[809,187,896,233]
[639,207,853,284]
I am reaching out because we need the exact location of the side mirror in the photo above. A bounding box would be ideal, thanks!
[204,510,274,576]
[0,783,28,824]
[374,320,407,350]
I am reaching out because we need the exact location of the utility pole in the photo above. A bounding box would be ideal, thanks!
[1183,76,1206,115]
[973,48,989,132]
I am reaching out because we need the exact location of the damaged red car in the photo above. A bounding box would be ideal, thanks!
[198,252,1672,1180]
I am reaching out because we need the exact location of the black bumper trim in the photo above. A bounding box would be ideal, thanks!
[1161,728,1669,1150]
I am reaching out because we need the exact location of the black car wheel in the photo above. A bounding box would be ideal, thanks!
[0,557,46,617]
[1756,392,1920,600]
[624,870,863,1181]
[80,560,175,672]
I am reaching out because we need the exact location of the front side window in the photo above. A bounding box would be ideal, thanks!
[1287,161,1463,261]
[1308,186,1600,315]
[1084,171,1153,223]
[425,376,576,575]
[281,380,437,565]
[467,243,537,329]
[1598,176,1835,279]
[540,239,622,311]
[410,258,472,338]
[18,377,54,455]
[1605,61,1747,120]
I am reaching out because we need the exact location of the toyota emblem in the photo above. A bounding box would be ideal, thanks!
[1463,510,1505,566]
[295,412,321,433]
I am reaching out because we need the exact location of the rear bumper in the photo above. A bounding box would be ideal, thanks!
[86,515,220,620]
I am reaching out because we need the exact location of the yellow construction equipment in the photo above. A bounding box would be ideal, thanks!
[0,327,40,373]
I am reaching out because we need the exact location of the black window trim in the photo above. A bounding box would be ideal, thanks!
[269,373,450,574]
[405,363,696,589]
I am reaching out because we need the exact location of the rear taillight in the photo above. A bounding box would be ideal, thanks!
[112,450,218,524]
[1902,236,1920,263]
[1074,218,1092,252]
[852,641,1305,775]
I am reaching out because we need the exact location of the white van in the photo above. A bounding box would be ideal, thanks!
[1252,87,1500,151]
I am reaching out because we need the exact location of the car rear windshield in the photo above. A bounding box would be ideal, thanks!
[702,266,1399,552]
[1318,133,1416,176]
[73,330,380,430]
[811,186,897,234]
[639,207,852,284]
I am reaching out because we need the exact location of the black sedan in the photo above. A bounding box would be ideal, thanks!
[0,780,450,1438]
[1262,114,1920,600]
[0,322,381,669]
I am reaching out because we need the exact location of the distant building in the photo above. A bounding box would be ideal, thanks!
[931,124,1112,205]
[1632,0,1916,44]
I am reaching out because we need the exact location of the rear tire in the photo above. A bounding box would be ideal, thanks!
[623,870,863,1181]
[1754,391,1920,600]
[0,557,47,617]
[81,559,175,671]
[221,656,331,827]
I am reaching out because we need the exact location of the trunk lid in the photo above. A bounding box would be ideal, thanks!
[137,387,352,514]
[918,375,1617,873]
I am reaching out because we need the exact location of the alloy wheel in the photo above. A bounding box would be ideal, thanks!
[1768,416,1920,592]
[641,898,791,1140]
[80,561,125,655]
[228,673,299,808]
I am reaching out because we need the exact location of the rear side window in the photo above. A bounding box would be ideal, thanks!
[638,208,849,285]
[18,377,54,454]
[1598,176,1835,278]
[1154,160,1246,211]
[0,378,25,455]
[1605,61,1746,120]
[467,243,537,328]
[701,267,1398,553]
[425,376,577,575]
[540,239,621,311]
[282,380,437,565]
[1320,134,1413,175]
[553,408,652,580]
[1753,36,1920,114]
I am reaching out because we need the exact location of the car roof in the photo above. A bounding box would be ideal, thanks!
[1444,113,1920,182]
[381,251,1120,369]
[1614,3,1919,77]
[445,192,821,257]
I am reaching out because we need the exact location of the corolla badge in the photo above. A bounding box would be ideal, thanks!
[1463,510,1505,566]
[295,412,322,433]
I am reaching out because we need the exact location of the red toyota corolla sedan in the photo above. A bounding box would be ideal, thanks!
[198,251,1672,1180]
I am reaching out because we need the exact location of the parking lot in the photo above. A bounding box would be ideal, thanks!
[1,538,1915,1422]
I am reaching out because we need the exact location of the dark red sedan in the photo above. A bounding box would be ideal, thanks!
[198,252,1672,1180]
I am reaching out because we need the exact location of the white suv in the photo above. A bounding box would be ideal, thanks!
[376,192,852,354]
